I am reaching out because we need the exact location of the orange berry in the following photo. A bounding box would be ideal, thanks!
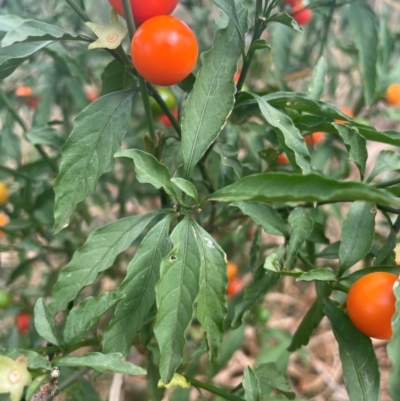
[335,107,354,124]
[385,83,400,106]
[85,86,99,103]
[27,97,39,110]
[14,86,32,97]
[17,312,31,333]
[0,182,8,205]
[0,212,9,238]
[158,108,178,127]
[291,4,312,26]
[346,272,397,339]
[227,276,243,296]
[277,154,289,164]
[227,260,238,280]
[304,131,324,145]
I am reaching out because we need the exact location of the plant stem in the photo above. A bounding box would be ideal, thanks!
[377,204,400,215]
[0,90,58,173]
[317,0,336,59]
[183,375,245,401]
[121,0,157,148]
[31,344,59,355]
[298,253,316,271]
[0,165,38,181]
[58,368,90,391]
[71,337,100,353]
[32,337,102,356]
[329,282,350,293]
[138,78,157,147]
[237,0,265,92]
[64,0,90,22]
[374,177,400,188]
[147,83,181,137]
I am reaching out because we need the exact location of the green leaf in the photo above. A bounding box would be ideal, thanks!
[102,216,172,355]
[374,227,396,266]
[171,178,199,204]
[348,1,378,106]
[181,8,248,178]
[338,266,400,287]
[193,222,227,360]
[208,326,245,378]
[212,0,245,46]
[339,201,376,274]
[296,268,336,282]
[154,216,201,383]
[0,41,52,80]
[367,150,400,183]
[253,94,311,174]
[101,59,135,96]
[232,202,287,237]
[177,73,196,94]
[232,264,280,329]
[57,352,146,375]
[334,123,367,178]
[263,245,286,273]
[49,210,165,314]
[270,25,293,77]
[213,143,242,179]
[0,348,50,370]
[162,142,182,175]
[248,39,271,53]
[308,56,327,100]
[64,292,122,346]
[46,42,87,82]
[26,127,64,149]
[115,149,177,199]
[287,282,331,352]
[354,125,400,147]
[255,91,350,121]
[388,273,400,399]
[254,362,296,400]
[0,15,27,32]
[1,20,88,47]
[0,124,21,163]
[204,173,400,207]
[243,366,261,401]
[378,20,393,76]
[53,90,134,233]
[267,12,302,33]
[323,299,380,401]
[286,208,314,269]
[249,226,261,272]
[315,241,340,259]
[34,298,63,346]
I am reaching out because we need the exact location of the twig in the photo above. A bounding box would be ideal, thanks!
[183,375,245,401]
